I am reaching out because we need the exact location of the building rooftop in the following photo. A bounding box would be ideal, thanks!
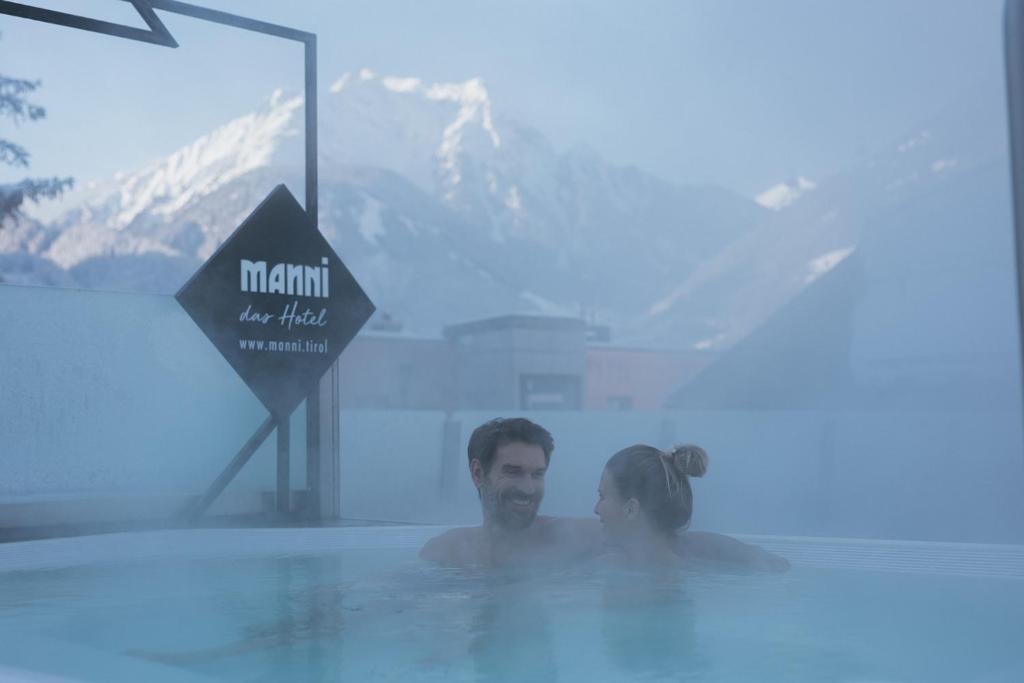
[443,314,586,339]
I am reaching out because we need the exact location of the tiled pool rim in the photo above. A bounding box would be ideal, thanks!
[0,526,1021,579]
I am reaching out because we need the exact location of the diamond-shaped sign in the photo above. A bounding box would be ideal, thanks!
[176,185,375,417]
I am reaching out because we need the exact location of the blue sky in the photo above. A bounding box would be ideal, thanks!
[0,0,1007,199]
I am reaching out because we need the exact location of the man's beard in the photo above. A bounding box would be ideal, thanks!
[480,482,541,531]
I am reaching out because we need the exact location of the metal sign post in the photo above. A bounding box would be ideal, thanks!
[176,185,374,517]
[1,1,353,522]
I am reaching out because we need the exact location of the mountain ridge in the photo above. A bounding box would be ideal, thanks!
[4,69,999,350]
[3,70,766,345]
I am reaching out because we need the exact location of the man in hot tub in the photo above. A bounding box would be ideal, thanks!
[419,417,594,568]
[419,417,788,571]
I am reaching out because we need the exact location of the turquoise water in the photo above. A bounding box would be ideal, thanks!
[0,546,1022,682]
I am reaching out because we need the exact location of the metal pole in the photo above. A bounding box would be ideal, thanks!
[1004,0,1024,450]
[306,392,321,518]
[277,414,290,514]
[0,0,178,46]
[184,415,277,521]
[305,34,318,225]
[303,33,324,520]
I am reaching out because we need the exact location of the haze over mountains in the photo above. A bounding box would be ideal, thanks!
[0,70,1009,351]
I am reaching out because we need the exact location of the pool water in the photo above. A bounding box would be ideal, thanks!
[0,543,1022,682]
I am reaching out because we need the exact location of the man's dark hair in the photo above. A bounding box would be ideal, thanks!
[467,417,554,474]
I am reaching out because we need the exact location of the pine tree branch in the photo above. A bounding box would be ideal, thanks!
[0,138,30,167]
[0,76,45,123]
[0,176,73,223]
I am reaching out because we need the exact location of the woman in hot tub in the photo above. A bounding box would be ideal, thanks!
[594,443,789,571]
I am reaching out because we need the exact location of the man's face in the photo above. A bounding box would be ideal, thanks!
[472,441,547,530]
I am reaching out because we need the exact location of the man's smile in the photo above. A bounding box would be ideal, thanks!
[504,492,537,509]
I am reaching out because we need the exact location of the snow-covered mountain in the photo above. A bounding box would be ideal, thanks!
[661,74,1020,430]
[1,70,767,344]
[641,78,1011,351]
[1,70,1008,351]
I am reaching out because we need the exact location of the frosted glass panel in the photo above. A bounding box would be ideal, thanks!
[0,284,303,518]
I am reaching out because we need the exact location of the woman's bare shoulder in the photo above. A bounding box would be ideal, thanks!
[678,531,790,572]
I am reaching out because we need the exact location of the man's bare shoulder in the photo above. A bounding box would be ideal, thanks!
[419,527,484,566]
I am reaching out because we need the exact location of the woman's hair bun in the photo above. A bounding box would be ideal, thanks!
[669,444,708,478]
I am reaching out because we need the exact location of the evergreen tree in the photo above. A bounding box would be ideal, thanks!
[1,53,73,226]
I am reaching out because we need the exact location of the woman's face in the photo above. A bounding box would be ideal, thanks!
[594,468,633,542]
